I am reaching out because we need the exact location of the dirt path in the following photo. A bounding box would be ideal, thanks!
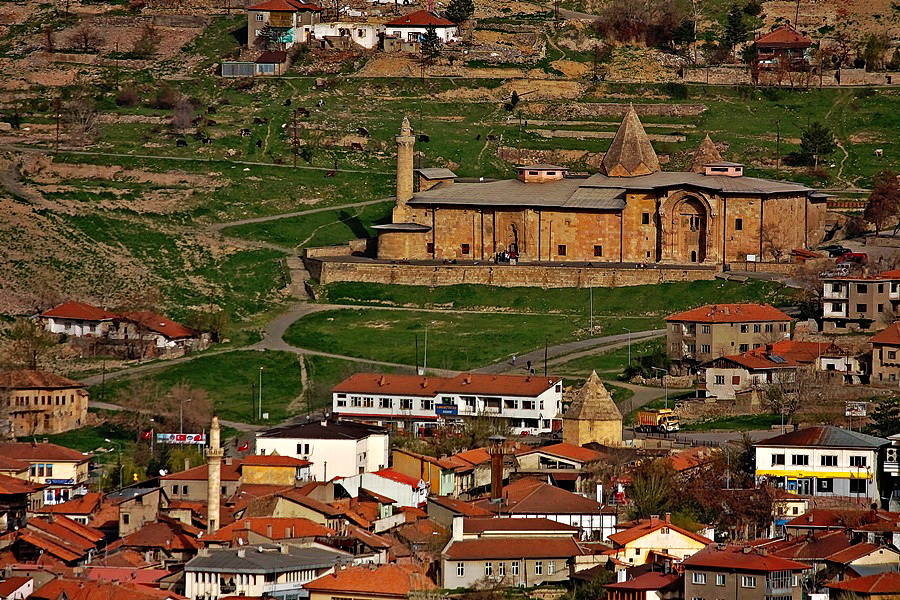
[207,198,387,235]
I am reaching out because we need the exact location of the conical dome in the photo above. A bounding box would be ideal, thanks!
[601,104,660,177]
[564,371,622,421]
[688,134,723,173]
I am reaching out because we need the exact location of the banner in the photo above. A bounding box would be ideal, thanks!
[435,403,458,416]
[845,401,867,417]
[156,433,206,445]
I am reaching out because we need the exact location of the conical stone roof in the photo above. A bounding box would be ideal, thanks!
[687,134,723,173]
[564,371,622,422]
[600,104,661,177]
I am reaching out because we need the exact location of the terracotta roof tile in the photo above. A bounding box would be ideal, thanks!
[471,478,611,516]
[0,370,84,390]
[248,0,321,10]
[603,572,681,591]
[682,543,808,572]
[823,543,892,564]
[826,571,900,594]
[40,301,116,321]
[0,576,30,596]
[0,442,90,462]
[870,322,900,345]
[373,468,422,488]
[768,531,852,561]
[118,311,194,340]
[32,578,187,600]
[0,472,43,495]
[518,442,603,463]
[241,454,311,467]
[668,446,716,471]
[109,519,202,552]
[608,518,711,547]
[444,536,583,560]
[162,459,242,482]
[463,517,579,534]
[35,493,103,516]
[333,373,559,398]
[203,517,334,544]
[304,564,434,597]
[384,10,454,27]
[666,303,791,323]
[718,340,837,370]
[755,25,813,48]
[428,496,493,517]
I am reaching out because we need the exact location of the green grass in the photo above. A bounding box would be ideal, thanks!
[317,280,795,316]
[553,338,666,379]
[680,413,782,432]
[221,201,394,248]
[606,383,634,405]
[98,350,304,424]
[22,424,135,459]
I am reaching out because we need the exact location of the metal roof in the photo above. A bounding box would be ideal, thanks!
[371,223,432,232]
[517,164,567,170]
[563,186,626,209]
[754,426,888,449]
[415,168,457,180]
[185,545,347,573]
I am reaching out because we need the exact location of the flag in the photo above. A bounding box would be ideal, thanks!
[141,430,153,441]
[238,442,249,452]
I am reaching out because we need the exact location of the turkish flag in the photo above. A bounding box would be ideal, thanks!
[238,442,250,452]
[141,430,153,441]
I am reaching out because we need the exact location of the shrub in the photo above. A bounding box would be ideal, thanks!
[115,85,141,107]
[662,82,689,99]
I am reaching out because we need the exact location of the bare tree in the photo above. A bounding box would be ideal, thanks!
[760,223,789,262]
[63,97,100,145]
[132,23,161,58]
[171,97,194,133]
[68,22,104,52]
[0,318,58,370]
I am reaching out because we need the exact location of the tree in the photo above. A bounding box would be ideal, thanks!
[186,308,231,344]
[864,170,900,236]
[63,97,100,145]
[722,4,748,54]
[798,121,837,169]
[865,398,900,438]
[68,21,104,52]
[445,0,475,24]
[171,97,194,133]
[0,318,58,370]
[627,460,675,519]
[421,26,442,61]
[861,33,890,72]
[760,223,788,262]
[131,23,161,59]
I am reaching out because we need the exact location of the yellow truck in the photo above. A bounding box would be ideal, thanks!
[636,408,680,433]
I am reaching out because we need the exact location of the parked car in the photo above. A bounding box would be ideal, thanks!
[841,252,869,265]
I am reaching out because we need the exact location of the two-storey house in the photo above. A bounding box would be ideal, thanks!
[754,426,889,502]
[870,322,900,384]
[821,271,900,332]
[247,0,323,49]
[682,543,809,600]
[332,373,563,435]
[665,304,791,365]
[0,442,91,506]
[606,513,711,565]
[0,370,89,437]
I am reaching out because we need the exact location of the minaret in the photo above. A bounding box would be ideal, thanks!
[394,116,415,219]
[206,415,224,534]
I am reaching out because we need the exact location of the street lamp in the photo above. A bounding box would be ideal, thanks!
[259,367,264,420]
[103,438,124,488]
[651,367,669,409]
[180,398,192,434]
[622,327,632,366]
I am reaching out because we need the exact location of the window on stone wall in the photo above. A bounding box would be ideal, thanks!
[461,244,470,255]
[557,244,566,256]
[593,245,603,257]
[642,212,650,225]
[426,243,434,254]
[735,218,743,230]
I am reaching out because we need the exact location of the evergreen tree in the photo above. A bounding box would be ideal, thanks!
[866,398,900,438]
[798,121,837,169]
[722,4,748,52]
[420,26,442,60]
[445,0,475,24]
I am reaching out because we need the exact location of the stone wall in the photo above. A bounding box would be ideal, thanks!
[552,103,707,119]
[308,260,717,288]
[683,66,753,85]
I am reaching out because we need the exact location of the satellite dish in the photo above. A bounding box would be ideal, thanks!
[238,538,245,546]
[159,469,168,476]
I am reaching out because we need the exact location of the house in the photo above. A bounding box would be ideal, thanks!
[470,477,617,541]
[106,518,203,565]
[515,442,604,491]
[374,110,827,266]
[0,442,91,506]
[303,564,435,600]
[383,10,458,44]
[0,370,89,437]
[783,507,900,547]
[870,322,900,385]
[0,577,33,600]
[682,543,809,600]
[332,373,564,435]
[32,491,103,525]
[30,578,187,600]
[161,457,243,502]
[822,271,900,332]
[826,571,900,599]
[185,544,350,599]
[602,570,682,600]
[441,517,584,587]
[310,22,383,50]
[0,474,43,531]
[337,469,428,508]
[562,372,623,447]
[38,301,116,337]
[254,50,290,75]
[753,426,889,502]
[698,340,851,400]
[665,303,792,364]
[6,515,104,567]
[247,0,323,49]
[391,449,457,496]
[607,514,711,565]
[256,418,389,481]
[110,311,199,353]
[822,543,900,583]
[240,453,313,486]
[106,485,170,537]
[202,516,335,547]
[426,495,492,529]
[753,25,814,74]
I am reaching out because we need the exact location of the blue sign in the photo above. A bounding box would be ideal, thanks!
[46,479,74,485]
[435,403,458,416]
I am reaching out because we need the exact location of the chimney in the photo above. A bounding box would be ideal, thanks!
[742,547,752,554]
[451,514,464,541]
[488,435,506,501]
[395,116,415,207]
[224,457,233,466]
[237,548,246,558]
[267,524,273,538]
[463,375,472,385]
[756,548,768,556]
[245,520,251,529]
[320,419,328,427]
[184,457,191,471]
[378,375,386,387]
[596,483,604,504]
[650,515,660,526]
[664,512,671,524]
[206,415,224,534]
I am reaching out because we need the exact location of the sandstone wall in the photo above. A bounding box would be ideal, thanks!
[682,66,753,85]
[309,260,717,288]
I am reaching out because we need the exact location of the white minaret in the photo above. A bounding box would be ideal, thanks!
[206,415,224,533]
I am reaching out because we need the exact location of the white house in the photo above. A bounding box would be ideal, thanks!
[311,22,382,50]
[754,425,889,501]
[255,418,389,481]
[383,10,458,44]
[38,301,116,337]
[247,0,323,48]
[185,544,349,599]
[336,469,428,508]
[332,373,564,435]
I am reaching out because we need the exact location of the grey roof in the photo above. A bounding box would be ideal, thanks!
[406,170,812,211]
[705,161,744,167]
[754,425,888,449]
[415,168,457,180]
[371,223,432,232]
[185,544,348,574]
[259,418,388,440]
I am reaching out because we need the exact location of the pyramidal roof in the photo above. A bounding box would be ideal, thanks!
[687,134,723,173]
[564,371,622,422]
[601,105,660,177]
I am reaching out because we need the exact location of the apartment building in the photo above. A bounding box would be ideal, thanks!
[682,544,808,600]
[666,304,792,364]
[331,373,563,435]
[870,322,900,384]
[821,271,900,332]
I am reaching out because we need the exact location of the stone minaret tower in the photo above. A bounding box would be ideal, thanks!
[206,415,224,534]
[393,116,415,221]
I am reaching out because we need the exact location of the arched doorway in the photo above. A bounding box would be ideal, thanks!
[675,196,707,263]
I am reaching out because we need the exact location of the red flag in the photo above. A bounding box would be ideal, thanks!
[141,430,153,441]
[238,442,249,452]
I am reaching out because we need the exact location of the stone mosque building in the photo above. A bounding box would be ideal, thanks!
[374,107,827,266]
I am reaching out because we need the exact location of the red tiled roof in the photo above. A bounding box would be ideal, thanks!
[823,543,891,564]
[609,517,712,547]
[384,10,454,27]
[603,572,681,591]
[463,517,579,534]
[35,492,103,516]
[471,478,611,516]
[276,488,344,516]
[0,442,89,463]
[668,446,716,471]
[0,456,28,472]
[826,571,900,594]
[109,519,202,552]
[373,468,422,488]
[870,322,900,345]
[248,0,321,11]
[449,447,492,467]
[304,564,434,597]
[31,578,186,600]
[86,567,171,585]
[0,472,43,495]
[721,340,837,370]
[682,543,809,572]
[768,530,852,561]
[242,454,311,468]
[519,442,602,463]
[119,311,194,340]
[162,459,243,482]
[665,303,791,323]
[444,536,583,560]
[40,301,116,321]
[333,373,559,398]
[0,576,30,596]
[755,25,813,48]
[203,517,333,543]
[428,496,493,517]
[0,370,84,390]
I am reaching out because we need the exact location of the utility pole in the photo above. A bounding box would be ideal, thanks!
[258,367,264,420]
[544,337,548,377]
[291,108,300,169]
[775,119,782,176]
[589,286,593,334]
[54,97,61,155]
